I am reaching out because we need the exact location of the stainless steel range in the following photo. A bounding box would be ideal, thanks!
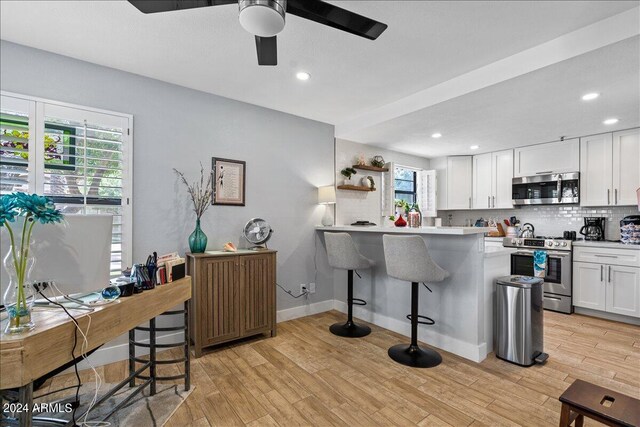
[503,236,573,314]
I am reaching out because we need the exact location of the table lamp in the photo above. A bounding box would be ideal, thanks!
[318,185,336,226]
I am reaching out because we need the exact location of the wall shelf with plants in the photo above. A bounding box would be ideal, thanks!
[352,165,389,172]
[337,185,376,192]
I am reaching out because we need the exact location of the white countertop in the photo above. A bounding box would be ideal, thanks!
[317,225,490,235]
[573,240,640,250]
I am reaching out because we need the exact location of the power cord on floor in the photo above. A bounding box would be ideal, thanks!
[276,283,309,299]
[34,282,82,426]
[34,281,103,426]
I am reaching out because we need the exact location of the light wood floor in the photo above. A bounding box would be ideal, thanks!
[41,310,639,427]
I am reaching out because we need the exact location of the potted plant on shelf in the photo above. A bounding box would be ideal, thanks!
[370,156,385,168]
[1,193,63,333]
[174,164,213,253]
[340,167,357,185]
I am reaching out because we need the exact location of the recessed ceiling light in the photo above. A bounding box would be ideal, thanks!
[581,93,599,101]
[603,118,619,125]
[431,133,442,138]
[296,72,311,81]
[470,145,479,150]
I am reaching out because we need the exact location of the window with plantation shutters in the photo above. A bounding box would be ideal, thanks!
[1,96,34,195]
[0,93,132,278]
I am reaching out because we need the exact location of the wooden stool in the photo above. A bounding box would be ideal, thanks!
[559,379,640,427]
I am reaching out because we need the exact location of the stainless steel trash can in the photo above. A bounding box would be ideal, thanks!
[495,275,547,366]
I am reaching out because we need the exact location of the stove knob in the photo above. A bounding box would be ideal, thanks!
[554,242,560,247]
[511,239,517,245]
[517,239,522,245]
[546,241,553,247]
[561,242,567,247]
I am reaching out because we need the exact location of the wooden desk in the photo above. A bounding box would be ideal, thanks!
[0,277,191,425]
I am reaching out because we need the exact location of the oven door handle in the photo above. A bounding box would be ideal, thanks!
[513,250,570,257]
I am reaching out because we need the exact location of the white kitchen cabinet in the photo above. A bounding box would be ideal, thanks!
[472,153,492,209]
[473,150,514,209]
[514,139,579,177]
[580,128,639,207]
[580,133,613,206]
[612,128,640,206]
[492,149,514,208]
[573,246,640,319]
[437,156,472,210]
[573,262,606,312]
[606,265,640,317]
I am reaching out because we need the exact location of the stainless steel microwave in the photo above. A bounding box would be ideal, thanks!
[512,172,579,205]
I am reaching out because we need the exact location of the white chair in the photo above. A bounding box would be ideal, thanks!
[324,232,373,337]
[382,234,449,368]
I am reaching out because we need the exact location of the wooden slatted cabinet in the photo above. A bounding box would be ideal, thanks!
[187,250,276,357]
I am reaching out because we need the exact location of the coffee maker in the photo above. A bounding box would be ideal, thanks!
[580,217,606,241]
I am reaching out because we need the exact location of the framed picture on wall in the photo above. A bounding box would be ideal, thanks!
[212,157,246,206]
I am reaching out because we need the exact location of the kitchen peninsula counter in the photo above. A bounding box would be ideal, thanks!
[316,225,490,235]
[316,225,508,363]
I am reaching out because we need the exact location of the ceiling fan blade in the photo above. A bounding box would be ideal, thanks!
[255,36,277,66]
[127,0,236,14]
[286,0,387,40]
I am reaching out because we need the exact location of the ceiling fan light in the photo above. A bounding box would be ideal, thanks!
[239,0,286,37]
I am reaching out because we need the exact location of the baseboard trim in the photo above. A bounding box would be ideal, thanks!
[333,300,486,363]
[276,300,335,323]
[574,307,640,326]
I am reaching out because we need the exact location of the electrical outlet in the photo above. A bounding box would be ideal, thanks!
[300,284,307,295]
[308,282,316,294]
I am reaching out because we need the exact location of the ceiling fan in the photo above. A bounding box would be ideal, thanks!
[127,0,387,66]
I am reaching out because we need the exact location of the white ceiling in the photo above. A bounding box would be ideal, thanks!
[347,36,640,158]
[1,1,639,157]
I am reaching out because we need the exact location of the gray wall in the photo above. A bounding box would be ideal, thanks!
[0,40,335,315]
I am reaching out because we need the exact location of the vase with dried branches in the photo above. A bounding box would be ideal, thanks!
[174,164,213,253]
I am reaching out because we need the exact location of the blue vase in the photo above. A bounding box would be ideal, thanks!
[189,219,207,253]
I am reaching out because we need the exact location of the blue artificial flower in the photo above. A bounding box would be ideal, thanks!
[13,193,63,224]
[0,194,18,226]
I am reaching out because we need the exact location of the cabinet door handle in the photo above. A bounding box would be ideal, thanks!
[608,265,612,283]
[600,265,604,282]
[536,171,553,175]
[492,196,495,208]
[595,254,618,258]
[488,196,490,208]
[614,189,618,205]
[469,197,471,209]
[607,189,610,205]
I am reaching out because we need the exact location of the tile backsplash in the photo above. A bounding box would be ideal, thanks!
[439,205,639,240]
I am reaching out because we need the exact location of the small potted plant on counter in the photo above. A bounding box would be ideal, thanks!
[340,167,357,185]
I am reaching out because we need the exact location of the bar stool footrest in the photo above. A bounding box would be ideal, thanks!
[406,314,435,326]
[351,298,367,306]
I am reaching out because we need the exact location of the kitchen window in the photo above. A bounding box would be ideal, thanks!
[1,93,133,277]
[394,166,417,205]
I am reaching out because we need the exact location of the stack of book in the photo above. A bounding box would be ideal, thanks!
[156,252,186,284]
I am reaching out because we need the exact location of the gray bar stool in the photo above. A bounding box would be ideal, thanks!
[325,232,373,338]
[382,235,449,368]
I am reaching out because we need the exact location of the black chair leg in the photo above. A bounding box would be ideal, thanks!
[330,270,371,338]
[388,282,442,368]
